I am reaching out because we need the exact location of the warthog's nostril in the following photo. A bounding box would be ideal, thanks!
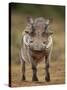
[43,41,46,44]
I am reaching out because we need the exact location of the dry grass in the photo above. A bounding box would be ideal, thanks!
[11,12,65,87]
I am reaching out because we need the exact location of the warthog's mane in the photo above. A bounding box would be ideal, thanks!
[34,17,46,25]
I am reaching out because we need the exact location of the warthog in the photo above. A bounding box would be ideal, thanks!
[20,17,53,82]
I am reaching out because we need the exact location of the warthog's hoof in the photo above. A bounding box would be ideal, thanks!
[32,76,38,81]
[22,75,26,81]
[45,76,50,82]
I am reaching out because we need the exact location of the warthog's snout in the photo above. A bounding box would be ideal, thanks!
[29,40,47,51]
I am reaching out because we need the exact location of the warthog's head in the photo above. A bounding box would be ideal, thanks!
[24,17,53,52]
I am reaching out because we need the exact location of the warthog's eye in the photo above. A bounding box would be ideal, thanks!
[29,32,36,37]
[30,40,33,43]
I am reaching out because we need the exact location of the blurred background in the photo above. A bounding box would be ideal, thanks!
[10,3,65,87]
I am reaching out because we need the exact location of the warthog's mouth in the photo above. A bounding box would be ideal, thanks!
[30,49,45,56]
[30,48,48,57]
[30,49,44,53]
[30,49,49,63]
[30,49,45,62]
[32,50,44,53]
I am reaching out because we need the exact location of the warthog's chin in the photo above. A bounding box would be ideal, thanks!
[30,48,45,61]
[30,48,45,53]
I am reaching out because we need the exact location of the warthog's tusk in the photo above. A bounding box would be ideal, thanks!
[23,35,29,46]
[46,36,52,49]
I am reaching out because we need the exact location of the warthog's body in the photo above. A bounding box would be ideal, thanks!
[20,17,53,81]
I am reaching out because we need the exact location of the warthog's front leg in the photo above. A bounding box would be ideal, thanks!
[45,55,50,82]
[21,60,26,81]
[32,61,38,81]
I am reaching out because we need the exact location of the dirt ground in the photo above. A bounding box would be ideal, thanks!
[11,58,65,87]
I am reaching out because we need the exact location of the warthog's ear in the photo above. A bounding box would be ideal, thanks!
[46,18,53,25]
[27,16,33,24]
